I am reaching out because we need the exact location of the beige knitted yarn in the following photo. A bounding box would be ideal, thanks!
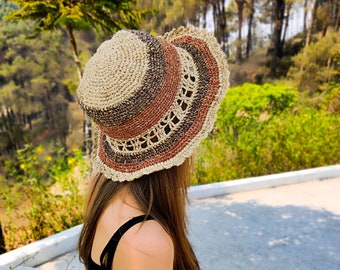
[77,26,230,182]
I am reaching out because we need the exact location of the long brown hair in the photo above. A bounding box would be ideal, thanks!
[78,158,200,270]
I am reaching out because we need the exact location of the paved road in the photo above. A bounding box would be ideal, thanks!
[190,178,340,270]
[38,178,340,270]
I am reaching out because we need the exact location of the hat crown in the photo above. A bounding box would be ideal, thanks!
[77,30,152,126]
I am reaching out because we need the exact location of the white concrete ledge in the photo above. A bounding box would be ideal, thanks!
[0,225,82,270]
[0,164,339,269]
[188,164,340,200]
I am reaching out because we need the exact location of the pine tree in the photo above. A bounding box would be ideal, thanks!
[5,0,153,156]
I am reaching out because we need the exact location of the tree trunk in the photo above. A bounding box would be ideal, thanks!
[211,0,228,55]
[66,25,92,156]
[321,0,333,37]
[303,0,309,39]
[84,114,92,156]
[213,2,218,37]
[66,25,83,81]
[328,0,337,29]
[305,0,319,48]
[212,0,221,44]
[273,0,285,58]
[201,1,209,28]
[270,0,285,76]
[282,3,292,46]
[219,0,227,53]
[235,0,245,63]
[322,24,328,37]
[246,0,255,58]
[0,222,6,254]
[335,4,340,31]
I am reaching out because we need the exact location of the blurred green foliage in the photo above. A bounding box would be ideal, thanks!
[0,12,76,154]
[193,83,340,184]
[288,32,340,94]
[0,144,89,251]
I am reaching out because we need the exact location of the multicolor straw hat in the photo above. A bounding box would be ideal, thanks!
[77,27,229,182]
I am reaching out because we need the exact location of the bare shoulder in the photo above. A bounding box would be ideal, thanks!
[125,219,174,256]
[115,219,174,269]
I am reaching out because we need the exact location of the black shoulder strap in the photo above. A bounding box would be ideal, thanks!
[100,215,154,269]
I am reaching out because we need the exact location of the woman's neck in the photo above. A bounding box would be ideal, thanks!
[118,186,144,213]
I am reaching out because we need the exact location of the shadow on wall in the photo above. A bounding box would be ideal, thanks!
[189,198,340,270]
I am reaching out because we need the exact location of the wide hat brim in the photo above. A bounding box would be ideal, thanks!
[77,27,229,182]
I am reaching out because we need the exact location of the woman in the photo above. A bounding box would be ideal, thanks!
[77,27,229,270]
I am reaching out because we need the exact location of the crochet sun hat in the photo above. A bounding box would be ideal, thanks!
[77,26,229,182]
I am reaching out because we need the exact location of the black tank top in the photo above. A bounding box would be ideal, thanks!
[88,215,154,270]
